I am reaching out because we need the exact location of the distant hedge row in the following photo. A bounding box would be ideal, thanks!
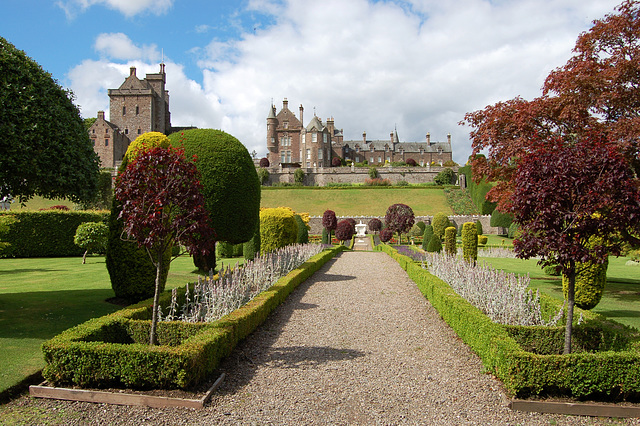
[458,164,496,215]
[0,211,108,257]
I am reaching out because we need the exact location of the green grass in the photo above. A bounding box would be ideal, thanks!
[260,187,452,216]
[0,254,244,396]
[479,255,640,330]
[6,197,76,212]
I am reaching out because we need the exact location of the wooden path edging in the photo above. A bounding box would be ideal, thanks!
[510,399,640,418]
[29,373,225,409]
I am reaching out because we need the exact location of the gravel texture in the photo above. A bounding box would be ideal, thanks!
[5,251,639,425]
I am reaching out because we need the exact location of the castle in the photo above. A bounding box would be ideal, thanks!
[267,98,453,168]
[88,64,192,168]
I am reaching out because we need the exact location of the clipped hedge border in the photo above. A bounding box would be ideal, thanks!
[42,245,345,390]
[378,243,640,399]
[0,211,109,257]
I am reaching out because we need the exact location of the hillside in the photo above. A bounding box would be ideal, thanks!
[260,187,452,216]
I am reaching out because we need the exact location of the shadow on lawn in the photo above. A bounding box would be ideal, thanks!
[212,253,365,396]
[0,268,63,275]
[0,289,120,340]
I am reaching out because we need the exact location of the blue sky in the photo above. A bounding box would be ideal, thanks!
[2,0,622,163]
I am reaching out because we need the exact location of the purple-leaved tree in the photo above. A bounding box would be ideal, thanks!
[510,137,640,354]
[322,209,337,242]
[335,219,355,244]
[115,146,214,345]
[384,203,415,244]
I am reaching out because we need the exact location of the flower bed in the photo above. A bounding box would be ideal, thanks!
[377,243,640,399]
[42,245,345,390]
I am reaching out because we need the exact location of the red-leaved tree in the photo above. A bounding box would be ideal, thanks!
[384,203,415,244]
[379,228,393,243]
[462,0,640,221]
[368,218,382,234]
[115,146,214,345]
[335,219,355,244]
[510,138,640,354]
[322,209,337,242]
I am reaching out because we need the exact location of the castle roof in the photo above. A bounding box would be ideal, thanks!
[305,115,325,132]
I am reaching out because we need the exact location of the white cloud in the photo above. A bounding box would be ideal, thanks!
[69,0,622,164]
[57,0,172,19]
[94,33,160,62]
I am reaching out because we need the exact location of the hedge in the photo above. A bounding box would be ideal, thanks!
[42,245,345,389]
[0,211,108,257]
[378,244,640,399]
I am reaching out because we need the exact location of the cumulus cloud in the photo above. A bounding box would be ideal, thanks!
[94,33,160,62]
[57,0,172,19]
[69,0,621,164]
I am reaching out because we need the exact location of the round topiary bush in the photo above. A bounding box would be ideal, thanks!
[444,226,457,256]
[380,228,393,243]
[322,210,337,240]
[335,219,354,243]
[431,212,451,240]
[106,132,172,302]
[260,207,298,253]
[368,218,382,233]
[478,235,488,245]
[461,222,478,263]
[259,157,269,167]
[74,221,108,264]
[426,234,442,253]
[169,129,260,268]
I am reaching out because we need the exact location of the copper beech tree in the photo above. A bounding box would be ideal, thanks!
[510,138,640,354]
[462,0,640,219]
[115,146,214,345]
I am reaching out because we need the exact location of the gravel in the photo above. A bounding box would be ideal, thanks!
[5,251,639,425]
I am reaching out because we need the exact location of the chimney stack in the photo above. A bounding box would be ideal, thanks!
[390,132,394,144]
[426,132,431,145]
[447,133,452,144]
[130,67,136,76]
[283,98,288,110]
[97,111,105,120]
[362,131,367,144]
[299,104,304,124]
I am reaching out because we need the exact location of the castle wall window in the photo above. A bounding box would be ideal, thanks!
[281,152,285,164]
[125,128,129,134]
[378,156,382,163]
[318,148,323,160]
[323,133,327,144]
[306,149,311,160]
[286,151,291,163]
[355,156,360,163]
[271,137,275,145]
[283,121,288,129]
[312,133,317,143]
[370,157,374,163]
[137,128,141,134]
[135,106,139,115]
[122,106,126,116]
[105,139,109,146]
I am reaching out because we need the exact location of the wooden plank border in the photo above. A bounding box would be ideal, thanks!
[509,399,640,418]
[29,373,225,409]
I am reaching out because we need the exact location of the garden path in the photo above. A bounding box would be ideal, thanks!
[14,251,626,424]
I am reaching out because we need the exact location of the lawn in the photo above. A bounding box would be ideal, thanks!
[0,254,244,396]
[479,255,640,330]
[260,187,452,216]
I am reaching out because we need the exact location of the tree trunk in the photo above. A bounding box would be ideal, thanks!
[82,250,87,264]
[149,251,163,345]
[563,263,576,355]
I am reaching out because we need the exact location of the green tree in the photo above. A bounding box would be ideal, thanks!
[462,222,478,263]
[421,224,434,251]
[431,212,451,240]
[74,222,108,264]
[0,37,100,204]
[294,168,305,185]
[444,226,457,256]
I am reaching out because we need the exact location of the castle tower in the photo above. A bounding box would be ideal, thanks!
[266,103,278,165]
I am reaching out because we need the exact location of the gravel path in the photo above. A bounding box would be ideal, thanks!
[5,251,637,424]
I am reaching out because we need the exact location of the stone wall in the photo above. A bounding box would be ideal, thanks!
[262,165,459,186]
[308,214,499,235]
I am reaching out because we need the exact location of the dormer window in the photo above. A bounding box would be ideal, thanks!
[283,121,289,129]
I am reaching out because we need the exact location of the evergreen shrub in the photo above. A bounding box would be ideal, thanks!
[243,222,260,260]
[431,212,451,239]
[421,224,434,250]
[257,168,270,185]
[478,235,488,245]
[562,238,609,310]
[294,168,305,185]
[426,234,442,253]
[476,220,483,236]
[260,207,298,253]
[490,208,513,231]
[321,227,329,244]
[462,222,478,263]
[434,168,455,185]
[444,226,457,255]
[295,214,309,244]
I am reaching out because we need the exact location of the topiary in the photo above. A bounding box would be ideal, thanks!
[321,227,329,244]
[335,219,354,243]
[431,212,451,240]
[322,210,337,241]
[415,221,426,232]
[233,243,244,257]
[295,214,309,244]
[562,237,609,310]
[478,235,488,245]
[332,156,342,167]
[106,132,172,302]
[476,220,483,236]
[461,222,478,263]
[380,228,393,243]
[243,221,260,260]
[426,234,442,253]
[368,218,382,233]
[409,223,424,238]
[169,129,260,269]
[406,158,417,167]
[74,221,108,264]
[421,224,434,250]
[260,207,298,253]
[294,168,305,185]
[444,226,457,256]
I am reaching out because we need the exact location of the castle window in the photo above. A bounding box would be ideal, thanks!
[323,133,327,144]
[312,133,317,143]
[286,151,291,163]
[137,128,141,135]
[378,156,382,163]
[370,145,374,152]
[306,149,311,160]
[271,137,275,145]
[283,121,289,129]
[355,156,360,163]
[125,128,129,135]
[105,139,109,147]
[281,152,285,164]
[122,106,126,116]
[318,148,323,160]
[370,157,374,163]
[135,106,139,115]
[92,129,95,134]
[105,128,108,134]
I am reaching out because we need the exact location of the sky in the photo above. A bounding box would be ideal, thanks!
[2,0,623,164]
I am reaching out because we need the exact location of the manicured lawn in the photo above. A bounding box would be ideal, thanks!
[480,255,640,330]
[260,187,452,216]
[0,254,244,395]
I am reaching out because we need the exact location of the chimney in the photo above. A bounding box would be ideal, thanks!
[130,67,136,76]
[97,111,105,120]
[362,131,367,144]
[299,104,304,124]
[447,133,452,144]
[390,132,394,144]
[426,132,431,145]
[160,63,165,74]
[283,98,288,110]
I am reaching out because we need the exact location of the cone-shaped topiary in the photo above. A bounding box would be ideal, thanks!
[169,129,260,268]
[476,220,483,236]
[426,234,442,253]
[562,236,609,310]
[461,222,478,263]
[444,226,457,256]
[106,132,172,302]
[421,224,434,250]
[295,214,309,244]
[260,207,298,253]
